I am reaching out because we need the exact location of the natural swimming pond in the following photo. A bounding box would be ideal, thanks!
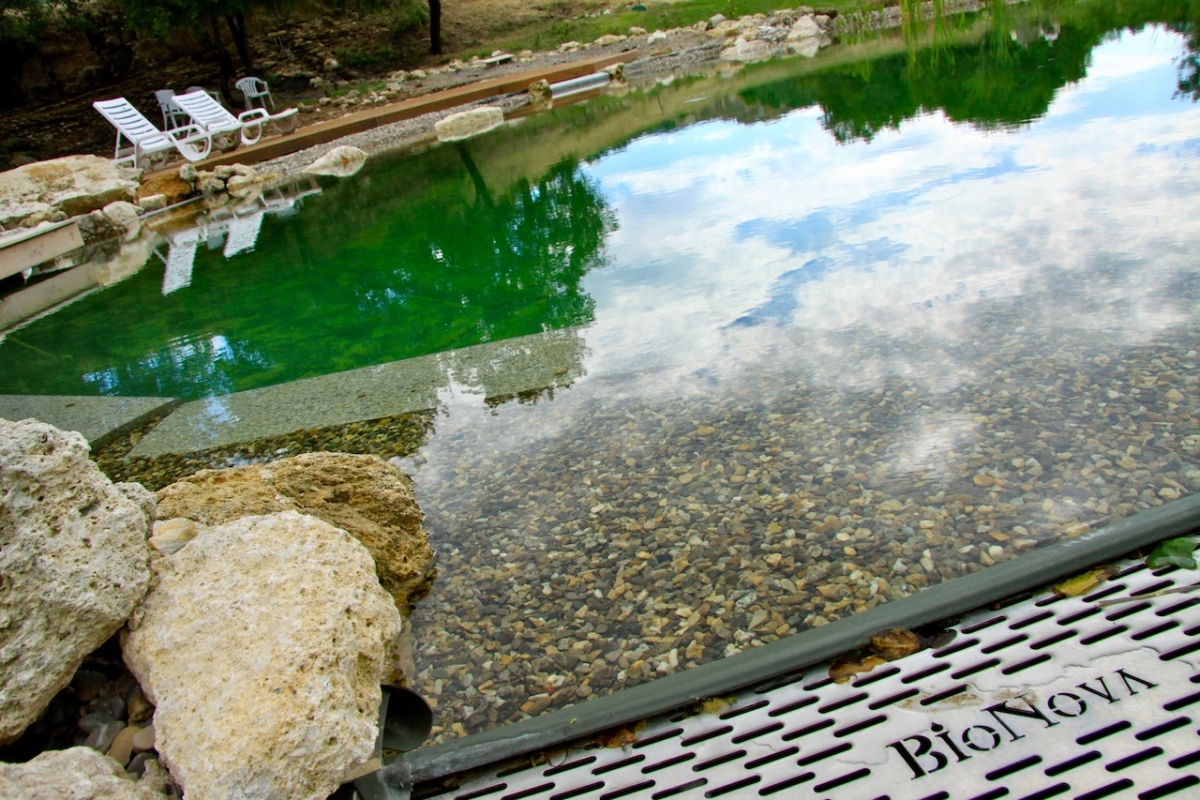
[4,1,1200,744]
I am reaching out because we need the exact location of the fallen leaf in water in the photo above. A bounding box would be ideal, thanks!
[830,655,888,684]
[869,628,922,660]
[594,721,645,748]
[699,696,736,715]
[1054,565,1119,597]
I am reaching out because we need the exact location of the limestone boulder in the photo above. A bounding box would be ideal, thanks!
[0,746,165,799]
[155,451,435,609]
[720,39,775,63]
[302,145,367,177]
[434,106,505,143]
[787,15,823,41]
[0,155,139,230]
[122,511,402,800]
[0,419,153,745]
[529,79,553,112]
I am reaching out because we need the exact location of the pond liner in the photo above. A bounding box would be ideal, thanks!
[375,493,1200,795]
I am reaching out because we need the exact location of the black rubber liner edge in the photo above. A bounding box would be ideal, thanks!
[381,493,1200,791]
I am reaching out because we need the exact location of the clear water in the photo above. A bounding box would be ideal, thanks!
[6,3,1200,743]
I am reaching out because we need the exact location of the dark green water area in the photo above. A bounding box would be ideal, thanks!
[3,0,1197,402]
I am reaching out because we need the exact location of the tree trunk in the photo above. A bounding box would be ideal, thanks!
[428,0,442,54]
[225,12,253,75]
[206,10,237,106]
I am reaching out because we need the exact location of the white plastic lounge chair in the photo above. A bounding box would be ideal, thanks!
[169,90,248,151]
[223,210,265,258]
[235,76,275,111]
[93,97,212,169]
[161,228,201,295]
[173,90,298,147]
[154,89,189,130]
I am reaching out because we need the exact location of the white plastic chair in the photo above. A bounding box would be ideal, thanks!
[154,89,189,130]
[235,77,275,111]
[171,90,249,149]
[173,90,298,147]
[92,97,212,169]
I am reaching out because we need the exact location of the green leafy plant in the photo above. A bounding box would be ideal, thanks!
[1147,537,1199,570]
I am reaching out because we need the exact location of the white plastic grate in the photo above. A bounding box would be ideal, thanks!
[418,541,1200,800]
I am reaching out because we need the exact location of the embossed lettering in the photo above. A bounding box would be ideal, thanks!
[1077,676,1117,704]
[962,725,1002,752]
[1048,692,1086,717]
[888,734,949,779]
[984,695,1059,741]
[1116,669,1157,695]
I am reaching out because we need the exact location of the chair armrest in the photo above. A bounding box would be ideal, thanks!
[167,123,211,144]
[238,109,270,124]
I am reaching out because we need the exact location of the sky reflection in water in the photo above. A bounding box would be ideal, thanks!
[390,26,1200,743]
[572,28,1198,403]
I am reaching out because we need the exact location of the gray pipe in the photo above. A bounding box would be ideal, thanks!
[383,493,1200,790]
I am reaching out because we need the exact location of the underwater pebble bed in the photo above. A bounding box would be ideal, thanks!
[96,318,1200,744]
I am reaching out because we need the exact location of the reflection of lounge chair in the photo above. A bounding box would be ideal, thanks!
[223,211,265,258]
[174,90,298,147]
[161,229,201,295]
[93,98,212,169]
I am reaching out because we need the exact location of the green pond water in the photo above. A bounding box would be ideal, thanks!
[6,0,1200,745]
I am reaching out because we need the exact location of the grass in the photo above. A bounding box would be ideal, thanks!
[449,0,867,60]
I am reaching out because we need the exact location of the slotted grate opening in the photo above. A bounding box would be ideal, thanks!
[416,537,1200,800]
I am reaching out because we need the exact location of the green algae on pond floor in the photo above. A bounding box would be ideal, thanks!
[0,155,613,400]
[25,1,1200,747]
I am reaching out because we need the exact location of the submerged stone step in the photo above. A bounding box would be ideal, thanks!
[0,394,178,447]
[129,327,587,457]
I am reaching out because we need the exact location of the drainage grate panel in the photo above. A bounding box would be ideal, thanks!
[421,541,1200,800]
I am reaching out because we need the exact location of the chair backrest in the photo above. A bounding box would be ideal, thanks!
[172,91,240,130]
[154,89,176,109]
[93,98,168,145]
[235,77,267,95]
[235,77,273,110]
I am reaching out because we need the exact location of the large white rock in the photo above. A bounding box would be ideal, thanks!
[434,106,505,142]
[301,145,367,177]
[0,746,165,798]
[787,15,823,41]
[720,39,775,63]
[0,418,153,745]
[122,511,402,799]
[0,155,139,229]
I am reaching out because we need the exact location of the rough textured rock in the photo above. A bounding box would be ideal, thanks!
[434,106,505,142]
[122,511,402,800]
[787,15,823,41]
[529,79,553,112]
[302,145,367,177]
[720,39,775,63]
[155,452,435,608]
[102,200,141,227]
[0,419,152,745]
[0,746,166,799]
[0,155,139,230]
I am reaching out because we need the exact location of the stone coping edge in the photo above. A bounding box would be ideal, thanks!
[379,493,1200,791]
[0,394,180,449]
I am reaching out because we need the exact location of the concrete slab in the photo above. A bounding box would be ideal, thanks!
[187,52,638,171]
[0,221,84,280]
[129,327,587,457]
[0,394,179,447]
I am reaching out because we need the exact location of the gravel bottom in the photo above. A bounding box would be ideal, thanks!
[97,312,1200,746]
